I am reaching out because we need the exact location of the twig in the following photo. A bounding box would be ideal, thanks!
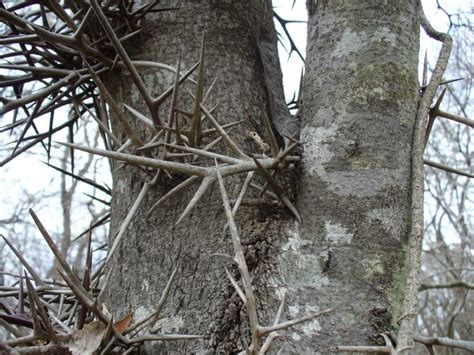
[397,3,452,352]
[424,159,473,178]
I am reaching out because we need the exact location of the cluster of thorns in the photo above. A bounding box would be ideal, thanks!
[1,0,472,354]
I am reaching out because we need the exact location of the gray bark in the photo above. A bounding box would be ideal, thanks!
[106,0,420,353]
[107,1,288,353]
[291,0,420,350]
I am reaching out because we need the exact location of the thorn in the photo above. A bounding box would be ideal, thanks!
[190,35,206,147]
[176,177,215,224]
[422,50,428,87]
[251,156,301,223]
[224,267,247,304]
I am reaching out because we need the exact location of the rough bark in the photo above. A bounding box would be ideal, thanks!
[106,0,420,353]
[107,1,290,353]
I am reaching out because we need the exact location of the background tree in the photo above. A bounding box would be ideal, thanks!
[415,8,473,353]
[0,0,471,354]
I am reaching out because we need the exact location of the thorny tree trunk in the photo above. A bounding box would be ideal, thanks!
[106,0,420,353]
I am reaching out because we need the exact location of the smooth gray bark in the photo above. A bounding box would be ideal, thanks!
[289,0,420,350]
[106,0,420,353]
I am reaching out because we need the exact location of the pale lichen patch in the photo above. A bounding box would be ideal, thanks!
[301,123,337,177]
[153,315,184,333]
[325,222,353,244]
[288,305,300,318]
[134,306,151,322]
[300,305,322,336]
[141,279,149,293]
[325,168,404,197]
[333,27,397,59]
[282,221,310,252]
[277,252,329,288]
[116,179,126,194]
[332,28,366,58]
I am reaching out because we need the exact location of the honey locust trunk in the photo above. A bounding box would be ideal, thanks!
[106,0,420,353]
[106,1,290,353]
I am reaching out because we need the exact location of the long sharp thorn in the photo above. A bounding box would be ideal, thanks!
[29,209,82,286]
[23,273,46,340]
[167,54,182,143]
[123,104,154,128]
[190,35,206,146]
[258,307,335,336]
[154,61,200,106]
[90,0,156,122]
[138,266,180,334]
[200,104,248,159]
[432,87,447,112]
[203,76,218,103]
[78,227,93,330]
[107,179,154,264]
[147,176,200,217]
[422,50,428,87]
[24,273,58,343]
[424,159,474,178]
[59,141,208,177]
[224,267,246,304]
[281,196,302,224]
[1,235,44,286]
[82,57,146,146]
[251,156,301,223]
[425,88,447,148]
[176,177,214,224]
[18,276,25,314]
[155,265,179,316]
[261,112,280,157]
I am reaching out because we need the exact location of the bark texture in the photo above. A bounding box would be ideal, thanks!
[288,0,420,350]
[106,0,421,353]
[107,1,291,353]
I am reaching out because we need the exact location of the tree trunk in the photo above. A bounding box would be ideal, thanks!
[106,0,420,353]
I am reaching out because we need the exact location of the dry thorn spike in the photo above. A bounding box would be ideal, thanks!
[107,173,159,264]
[231,171,254,217]
[146,175,200,217]
[216,162,260,351]
[200,103,249,160]
[165,143,244,165]
[123,104,155,128]
[424,87,446,148]
[82,57,146,148]
[1,235,44,286]
[126,266,179,335]
[422,50,428,87]
[257,306,336,336]
[89,0,157,123]
[29,209,83,287]
[261,112,280,157]
[190,35,206,146]
[224,267,247,304]
[259,290,286,354]
[60,141,299,179]
[176,176,215,224]
[251,156,301,223]
[24,274,59,343]
[424,159,473,178]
